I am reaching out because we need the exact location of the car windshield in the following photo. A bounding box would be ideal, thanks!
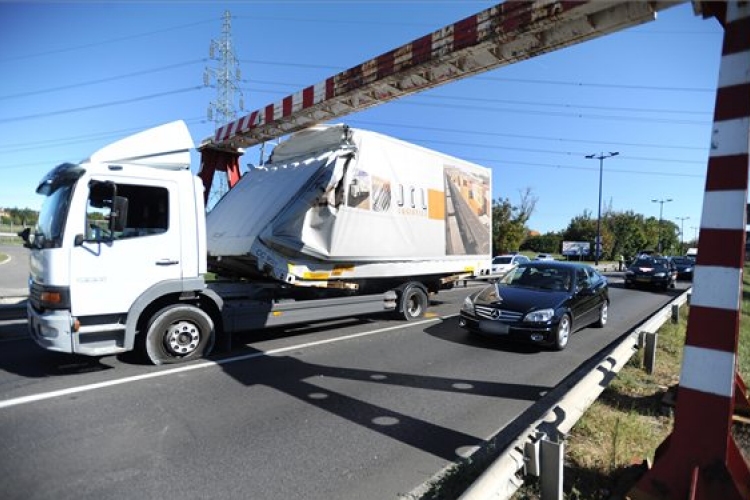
[493,256,512,264]
[672,257,692,265]
[633,257,668,269]
[501,265,572,291]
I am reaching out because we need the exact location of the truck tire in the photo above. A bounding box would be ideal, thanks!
[398,284,429,321]
[143,304,215,365]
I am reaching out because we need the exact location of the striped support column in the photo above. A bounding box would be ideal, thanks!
[629,2,750,499]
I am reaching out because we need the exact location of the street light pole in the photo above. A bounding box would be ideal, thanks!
[651,198,673,253]
[675,216,690,252]
[585,152,619,266]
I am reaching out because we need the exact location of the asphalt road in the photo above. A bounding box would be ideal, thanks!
[0,244,29,298]
[0,279,687,500]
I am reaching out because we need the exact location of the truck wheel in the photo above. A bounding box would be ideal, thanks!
[399,285,429,321]
[143,304,215,365]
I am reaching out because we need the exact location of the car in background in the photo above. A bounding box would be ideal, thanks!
[459,261,609,350]
[534,253,555,261]
[671,256,695,281]
[490,254,530,275]
[624,255,677,290]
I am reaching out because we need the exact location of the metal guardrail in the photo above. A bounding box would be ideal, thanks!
[458,287,692,500]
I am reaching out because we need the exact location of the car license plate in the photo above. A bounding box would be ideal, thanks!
[481,320,509,335]
[636,277,650,282]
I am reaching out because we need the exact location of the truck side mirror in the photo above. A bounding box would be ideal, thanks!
[18,227,32,248]
[110,196,129,233]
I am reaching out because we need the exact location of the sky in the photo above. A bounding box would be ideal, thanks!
[0,1,726,237]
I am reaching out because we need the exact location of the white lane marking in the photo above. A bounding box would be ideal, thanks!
[0,316,447,410]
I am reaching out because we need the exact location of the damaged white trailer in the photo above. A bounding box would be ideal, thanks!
[207,123,492,290]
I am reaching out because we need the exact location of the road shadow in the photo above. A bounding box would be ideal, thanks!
[216,339,553,461]
[0,340,114,377]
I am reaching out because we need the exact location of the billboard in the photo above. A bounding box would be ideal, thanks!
[562,241,590,257]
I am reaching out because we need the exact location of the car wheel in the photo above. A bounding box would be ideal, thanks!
[553,314,571,351]
[594,301,608,328]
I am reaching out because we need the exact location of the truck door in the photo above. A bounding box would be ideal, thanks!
[69,179,182,318]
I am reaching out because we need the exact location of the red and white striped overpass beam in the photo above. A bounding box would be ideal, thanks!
[204,0,684,151]
[629,2,750,499]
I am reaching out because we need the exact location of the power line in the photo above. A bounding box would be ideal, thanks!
[237,58,715,93]
[474,75,715,93]
[0,117,207,154]
[0,153,705,179]
[346,119,706,151]
[0,20,215,63]
[237,80,710,116]
[0,59,206,101]
[0,86,205,124]
[393,136,705,166]
[395,99,709,126]
[0,116,704,156]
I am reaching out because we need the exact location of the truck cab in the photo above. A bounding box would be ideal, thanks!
[24,121,210,359]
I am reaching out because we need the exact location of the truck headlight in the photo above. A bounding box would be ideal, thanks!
[524,308,554,323]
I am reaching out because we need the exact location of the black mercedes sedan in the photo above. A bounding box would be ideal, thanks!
[459,261,609,350]
[624,255,678,290]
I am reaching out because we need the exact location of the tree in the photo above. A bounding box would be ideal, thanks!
[562,210,614,260]
[492,188,537,255]
[521,231,562,254]
[604,210,649,261]
[3,207,38,226]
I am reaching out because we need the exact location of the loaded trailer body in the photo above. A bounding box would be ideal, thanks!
[23,121,491,364]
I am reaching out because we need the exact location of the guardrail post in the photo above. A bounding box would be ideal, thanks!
[671,304,680,323]
[644,332,658,375]
[523,431,546,477]
[540,437,564,500]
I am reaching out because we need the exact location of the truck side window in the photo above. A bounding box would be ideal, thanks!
[118,185,169,238]
[86,183,168,241]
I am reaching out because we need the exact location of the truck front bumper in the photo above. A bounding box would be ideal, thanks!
[27,303,75,353]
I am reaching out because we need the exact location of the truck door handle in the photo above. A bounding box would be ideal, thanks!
[156,259,179,266]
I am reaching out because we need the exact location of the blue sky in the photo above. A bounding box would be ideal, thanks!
[0,1,725,237]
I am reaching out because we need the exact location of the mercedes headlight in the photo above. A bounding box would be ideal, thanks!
[523,308,554,323]
[461,295,475,313]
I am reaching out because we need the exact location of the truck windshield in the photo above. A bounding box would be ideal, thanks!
[32,163,84,249]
